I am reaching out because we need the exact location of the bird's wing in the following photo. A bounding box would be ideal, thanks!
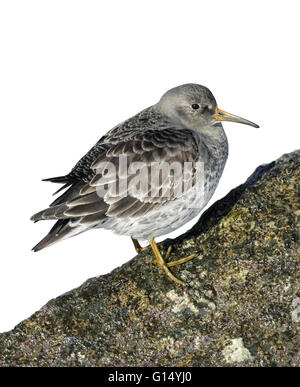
[31,126,201,225]
[43,107,170,207]
[51,107,171,185]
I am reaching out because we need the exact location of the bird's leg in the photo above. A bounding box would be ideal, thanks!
[149,238,185,286]
[131,238,146,254]
[131,237,163,254]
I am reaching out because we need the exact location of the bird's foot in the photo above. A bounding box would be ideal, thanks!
[164,244,199,267]
[149,238,185,286]
[135,237,199,285]
[167,252,199,267]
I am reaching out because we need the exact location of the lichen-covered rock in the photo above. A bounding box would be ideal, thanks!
[0,150,299,367]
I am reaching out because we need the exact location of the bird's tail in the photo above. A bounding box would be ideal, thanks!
[42,175,69,184]
[42,175,77,200]
[32,219,83,252]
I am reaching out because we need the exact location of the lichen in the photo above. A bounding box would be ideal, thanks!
[222,338,253,363]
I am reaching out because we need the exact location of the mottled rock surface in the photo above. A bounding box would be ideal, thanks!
[0,150,299,367]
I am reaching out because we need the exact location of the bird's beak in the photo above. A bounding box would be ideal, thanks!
[214,108,259,128]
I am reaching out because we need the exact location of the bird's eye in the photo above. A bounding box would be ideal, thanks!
[192,104,200,110]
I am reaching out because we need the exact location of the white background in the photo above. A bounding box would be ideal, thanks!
[0,1,299,332]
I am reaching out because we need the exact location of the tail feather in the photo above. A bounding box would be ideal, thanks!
[42,175,69,183]
[50,181,83,207]
[30,203,68,221]
[52,182,73,196]
[42,175,81,204]
[32,176,97,251]
[32,219,83,252]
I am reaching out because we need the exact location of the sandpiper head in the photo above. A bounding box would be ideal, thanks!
[158,83,259,129]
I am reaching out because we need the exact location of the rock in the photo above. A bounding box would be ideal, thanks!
[222,338,253,364]
[0,150,299,367]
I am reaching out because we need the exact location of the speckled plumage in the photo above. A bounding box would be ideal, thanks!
[31,84,257,251]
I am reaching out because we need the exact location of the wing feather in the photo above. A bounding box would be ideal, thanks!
[31,120,200,225]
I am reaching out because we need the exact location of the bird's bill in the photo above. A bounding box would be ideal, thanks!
[214,108,259,128]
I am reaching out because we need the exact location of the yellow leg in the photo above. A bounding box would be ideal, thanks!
[149,238,185,286]
[131,237,163,254]
[131,238,146,254]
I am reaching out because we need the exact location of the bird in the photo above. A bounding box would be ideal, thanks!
[31,83,259,285]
